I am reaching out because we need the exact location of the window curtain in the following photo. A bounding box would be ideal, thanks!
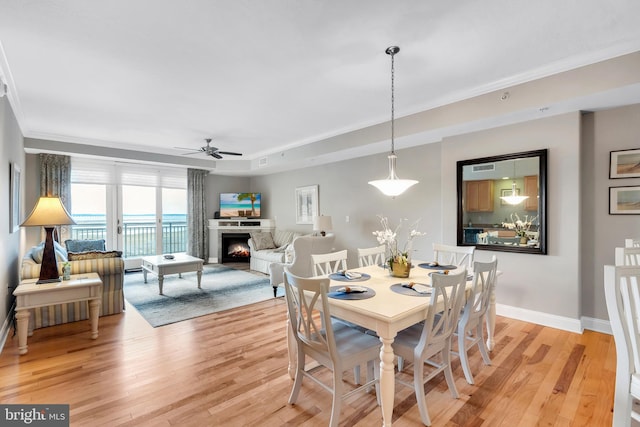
[187,169,208,262]
[40,154,71,242]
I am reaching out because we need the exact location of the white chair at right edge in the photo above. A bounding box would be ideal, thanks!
[604,265,640,427]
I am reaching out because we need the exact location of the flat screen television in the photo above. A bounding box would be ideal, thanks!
[219,193,261,218]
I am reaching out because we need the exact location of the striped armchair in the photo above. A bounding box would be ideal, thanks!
[20,247,125,329]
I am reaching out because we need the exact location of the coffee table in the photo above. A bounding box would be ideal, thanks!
[141,253,204,295]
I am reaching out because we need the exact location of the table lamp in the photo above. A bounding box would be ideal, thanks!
[313,215,333,237]
[21,196,76,284]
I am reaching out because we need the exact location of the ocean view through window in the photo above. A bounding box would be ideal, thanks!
[71,213,188,256]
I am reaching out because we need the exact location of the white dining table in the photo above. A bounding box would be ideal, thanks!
[286,261,497,427]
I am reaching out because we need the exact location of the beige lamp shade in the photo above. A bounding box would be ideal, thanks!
[21,196,76,227]
[313,215,333,234]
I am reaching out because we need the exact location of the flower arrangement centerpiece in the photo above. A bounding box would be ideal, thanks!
[372,215,425,277]
[502,213,537,241]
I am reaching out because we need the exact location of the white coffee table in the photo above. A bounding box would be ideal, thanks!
[141,253,204,295]
[14,272,103,355]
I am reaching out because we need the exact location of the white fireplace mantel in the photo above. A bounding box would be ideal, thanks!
[208,219,275,263]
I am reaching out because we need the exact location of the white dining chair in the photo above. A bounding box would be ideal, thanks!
[604,265,640,427]
[393,268,467,426]
[311,250,348,276]
[455,256,498,385]
[433,243,476,268]
[357,245,386,268]
[625,238,640,248]
[283,269,380,427]
[615,247,640,266]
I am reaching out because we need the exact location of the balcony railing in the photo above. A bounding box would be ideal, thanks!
[71,221,188,257]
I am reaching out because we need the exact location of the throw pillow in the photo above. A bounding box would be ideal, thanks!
[64,239,106,253]
[68,250,123,261]
[31,241,68,264]
[250,231,276,250]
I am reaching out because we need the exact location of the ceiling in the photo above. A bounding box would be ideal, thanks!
[2,1,640,175]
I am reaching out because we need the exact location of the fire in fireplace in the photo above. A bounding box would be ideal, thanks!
[221,233,251,263]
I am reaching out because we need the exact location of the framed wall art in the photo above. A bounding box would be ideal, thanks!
[610,149,640,179]
[609,185,640,214]
[295,185,318,224]
[10,162,21,232]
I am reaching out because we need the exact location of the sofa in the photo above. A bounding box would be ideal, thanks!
[268,234,336,296]
[20,240,125,329]
[247,230,302,274]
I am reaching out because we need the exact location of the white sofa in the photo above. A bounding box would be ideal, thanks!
[247,230,302,274]
[268,234,336,297]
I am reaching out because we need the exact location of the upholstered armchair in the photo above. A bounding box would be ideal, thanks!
[268,234,335,297]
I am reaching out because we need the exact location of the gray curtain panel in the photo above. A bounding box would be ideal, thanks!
[39,153,72,242]
[187,168,209,262]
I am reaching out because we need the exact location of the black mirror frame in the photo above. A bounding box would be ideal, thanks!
[456,149,547,255]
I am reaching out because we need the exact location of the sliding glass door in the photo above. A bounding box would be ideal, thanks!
[70,159,188,270]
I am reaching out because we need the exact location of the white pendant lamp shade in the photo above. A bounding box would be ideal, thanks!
[368,154,418,197]
[500,160,529,205]
[369,46,418,197]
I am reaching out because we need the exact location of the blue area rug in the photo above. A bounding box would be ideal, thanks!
[124,264,282,327]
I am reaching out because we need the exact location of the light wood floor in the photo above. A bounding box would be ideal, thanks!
[0,296,616,426]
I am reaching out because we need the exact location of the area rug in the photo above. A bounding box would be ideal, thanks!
[124,264,282,327]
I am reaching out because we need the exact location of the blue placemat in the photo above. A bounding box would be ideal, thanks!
[328,272,371,282]
[418,262,457,270]
[390,283,432,297]
[328,285,376,300]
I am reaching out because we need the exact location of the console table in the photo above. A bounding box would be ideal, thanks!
[13,272,103,355]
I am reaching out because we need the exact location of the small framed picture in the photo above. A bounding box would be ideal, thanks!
[10,162,21,232]
[500,188,521,205]
[609,186,640,214]
[295,185,318,224]
[610,149,640,179]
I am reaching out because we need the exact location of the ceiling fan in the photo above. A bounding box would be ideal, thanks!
[174,138,243,159]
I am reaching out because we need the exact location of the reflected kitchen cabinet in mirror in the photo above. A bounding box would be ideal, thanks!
[457,149,547,254]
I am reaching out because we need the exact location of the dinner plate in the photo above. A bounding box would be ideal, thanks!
[390,283,432,297]
[418,262,457,270]
[328,272,371,282]
[328,285,375,300]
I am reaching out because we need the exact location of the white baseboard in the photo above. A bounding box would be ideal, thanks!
[496,303,583,333]
[0,302,16,356]
[208,257,218,264]
[581,316,612,335]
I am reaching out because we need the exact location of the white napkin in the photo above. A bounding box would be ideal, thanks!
[336,286,367,293]
[344,271,362,280]
[402,282,431,294]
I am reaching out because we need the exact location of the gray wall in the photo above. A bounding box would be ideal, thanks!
[238,112,587,327]
[582,104,640,320]
[0,95,24,333]
[443,113,582,320]
[246,142,443,268]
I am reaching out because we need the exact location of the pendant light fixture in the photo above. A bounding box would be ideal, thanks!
[500,160,529,205]
[369,46,418,197]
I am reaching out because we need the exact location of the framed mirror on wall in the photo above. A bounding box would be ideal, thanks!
[456,149,547,254]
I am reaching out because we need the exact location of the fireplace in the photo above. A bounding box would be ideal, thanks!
[221,233,251,263]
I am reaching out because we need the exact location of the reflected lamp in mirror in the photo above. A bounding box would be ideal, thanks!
[313,215,333,237]
[21,196,76,283]
[457,149,547,255]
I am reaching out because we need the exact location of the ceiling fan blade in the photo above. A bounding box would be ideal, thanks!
[210,152,223,159]
[216,151,243,156]
[180,151,203,156]
[174,146,200,151]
